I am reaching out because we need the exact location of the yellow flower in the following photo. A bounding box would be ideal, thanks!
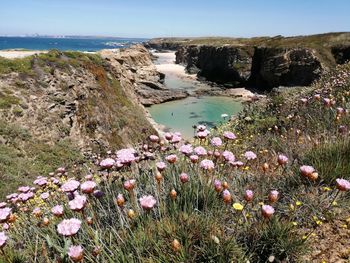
[302,235,308,240]
[232,203,244,211]
[258,202,264,206]
[295,201,302,206]
[341,224,348,229]
[292,222,298,226]
[332,201,337,206]
[323,187,331,191]
[316,220,322,225]
[289,204,295,211]
[243,166,250,171]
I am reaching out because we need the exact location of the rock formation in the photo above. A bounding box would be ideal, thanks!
[148,33,350,89]
[99,45,188,106]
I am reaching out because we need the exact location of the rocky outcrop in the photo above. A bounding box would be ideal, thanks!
[175,45,328,89]
[176,45,253,87]
[0,48,158,153]
[99,45,188,105]
[144,39,186,51]
[250,47,325,87]
[332,45,350,64]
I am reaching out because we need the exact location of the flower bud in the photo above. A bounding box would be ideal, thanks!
[172,239,181,252]
[170,189,177,200]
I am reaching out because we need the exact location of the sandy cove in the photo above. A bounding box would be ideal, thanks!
[152,51,255,101]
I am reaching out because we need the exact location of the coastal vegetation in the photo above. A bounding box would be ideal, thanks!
[0,53,348,262]
[0,50,155,198]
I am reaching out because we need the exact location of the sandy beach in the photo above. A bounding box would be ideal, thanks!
[0,50,48,59]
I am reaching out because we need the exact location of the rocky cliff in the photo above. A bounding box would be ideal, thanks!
[176,45,328,88]
[99,45,188,106]
[153,33,350,89]
[0,49,158,152]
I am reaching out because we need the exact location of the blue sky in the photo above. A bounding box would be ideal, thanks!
[0,0,349,38]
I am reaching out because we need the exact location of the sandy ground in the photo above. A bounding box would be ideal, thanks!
[153,52,197,80]
[0,50,48,59]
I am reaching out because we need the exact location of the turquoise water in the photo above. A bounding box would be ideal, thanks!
[148,96,242,138]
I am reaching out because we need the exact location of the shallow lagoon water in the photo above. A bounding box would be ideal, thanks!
[149,52,243,138]
[149,96,242,138]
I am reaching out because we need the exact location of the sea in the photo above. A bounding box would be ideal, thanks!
[0,36,148,51]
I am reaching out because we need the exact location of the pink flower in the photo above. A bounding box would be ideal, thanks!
[222,189,232,203]
[223,131,236,140]
[189,155,199,163]
[51,205,64,217]
[33,176,48,187]
[230,161,244,168]
[300,165,315,178]
[123,179,136,191]
[166,154,178,164]
[179,173,189,183]
[116,194,125,207]
[222,150,235,162]
[200,159,215,171]
[323,98,331,107]
[2,223,9,231]
[277,154,288,165]
[197,125,207,131]
[68,245,84,262]
[336,178,350,191]
[81,181,96,194]
[57,218,82,236]
[314,94,321,100]
[139,195,156,210]
[18,186,30,193]
[214,180,222,192]
[19,192,34,202]
[197,130,210,139]
[56,167,66,174]
[156,161,167,172]
[164,132,173,141]
[61,180,80,192]
[244,190,254,202]
[337,107,345,115]
[262,205,275,218]
[40,192,50,200]
[339,125,348,135]
[6,193,18,200]
[116,148,136,164]
[179,144,193,155]
[211,137,222,147]
[0,208,11,222]
[0,232,7,247]
[149,135,159,142]
[244,151,257,160]
[32,207,42,217]
[268,190,279,203]
[50,177,60,184]
[69,195,87,211]
[171,133,182,143]
[85,174,93,180]
[194,146,207,156]
[99,158,115,169]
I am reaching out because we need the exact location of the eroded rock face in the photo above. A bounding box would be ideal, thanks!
[176,45,253,87]
[250,47,325,88]
[0,48,158,152]
[99,45,188,105]
[175,45,327,89]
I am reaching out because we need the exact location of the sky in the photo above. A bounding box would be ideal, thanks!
[0,0,349,38]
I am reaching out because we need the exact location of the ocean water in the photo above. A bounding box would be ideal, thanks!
[149,96,242,138]
[0,37,147,51]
